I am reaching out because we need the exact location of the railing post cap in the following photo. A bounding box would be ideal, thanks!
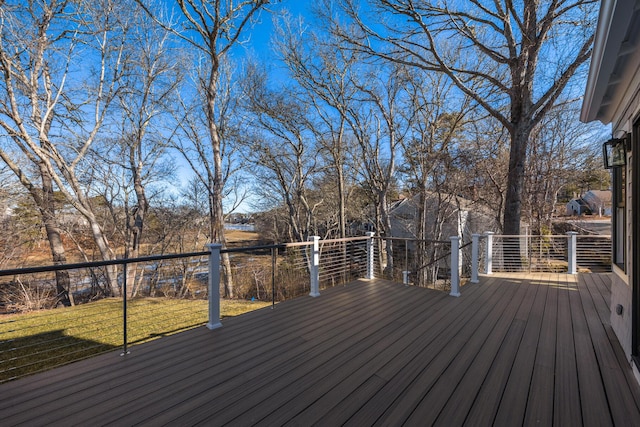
[484,231,495,236]
[449,236,461,241]
[566,231,578,236]
[206,243,223,250]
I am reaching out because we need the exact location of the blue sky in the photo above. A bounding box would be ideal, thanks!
[165,2,315,212]
[241,2,313,62]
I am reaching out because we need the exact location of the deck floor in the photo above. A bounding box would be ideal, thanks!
[1,273,639,426]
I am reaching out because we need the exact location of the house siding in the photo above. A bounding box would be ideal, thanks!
[581,0,640,385]
[609,82,637,374]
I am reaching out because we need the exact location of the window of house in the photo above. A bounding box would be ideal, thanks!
[613,162,625,270]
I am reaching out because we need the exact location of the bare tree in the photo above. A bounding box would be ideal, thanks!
[88,11,183,296]
[241,63,320,242]
[328,0,598,237]
[342,63,409,275]
[137,0,274,298]
[465,117,511,230]
[523,100,609,231]
[274,13,361,239]
[0,169,38,270]
[400,70,474,284]
[0,0,134,298]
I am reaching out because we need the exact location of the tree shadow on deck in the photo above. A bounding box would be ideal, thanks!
[0,329,117,383]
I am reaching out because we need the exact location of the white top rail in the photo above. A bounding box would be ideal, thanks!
[490,234,612,238]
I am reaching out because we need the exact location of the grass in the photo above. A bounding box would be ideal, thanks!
[0,297,271,382]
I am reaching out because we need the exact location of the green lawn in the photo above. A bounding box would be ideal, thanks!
[0,298,271,382]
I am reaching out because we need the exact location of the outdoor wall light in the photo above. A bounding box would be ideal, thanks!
[603,137,627,169]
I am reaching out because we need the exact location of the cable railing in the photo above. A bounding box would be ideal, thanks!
[492,234,568,273]
[373,237,459,292]
[0,251,213,383]
[317,237,370,288]
[0,232,474,383]
[576,235,613,273]
[477,232,612,274]
[0,235,381,383]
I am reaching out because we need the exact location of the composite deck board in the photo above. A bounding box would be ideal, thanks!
[73,280,414,426]
[208,284,465,426]
[493,276,550,425]
[583,273,612,327]
[462,277,541,426]
[3,281,383,424]
[589,272,612,307]
[404,273,531,425]
[396,278,522,424]
[123,282,443,425]
[430,274,536,426]
[577,275,640,425]
[257,300,451,425]
[1,274,639,426]
[4,281,390,424]
[568,278,614,426]
[582,274,640,408]
[342,276,505,426]
[2,280,372,401]
[141,286,443,426]
[582,272,640,409]
[275,280,497,426]
[523,273,559,426]
[553,275,582,426]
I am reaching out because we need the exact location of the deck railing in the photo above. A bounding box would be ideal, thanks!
[1,231,608,382]
[470,232,612,275]
[0,234,382,382]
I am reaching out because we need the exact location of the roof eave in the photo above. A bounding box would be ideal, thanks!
[581,0,637,124]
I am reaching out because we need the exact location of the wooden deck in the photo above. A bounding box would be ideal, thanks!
[1,273,639,426]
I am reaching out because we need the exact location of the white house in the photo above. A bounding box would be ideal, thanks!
[582,190,612,216]
[566,190,612,216]
[388,192,498,243]
[581,0,640,384]
[566,198,592,216]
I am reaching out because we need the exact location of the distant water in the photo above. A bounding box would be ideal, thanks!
[224,223,255,231]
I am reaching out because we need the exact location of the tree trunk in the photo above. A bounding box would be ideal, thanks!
[38,166,72,307]
[87,220,119,296]
[212,146,234,299]
[335,123,347,239]
[379,191,394,276]
[123,162,148,298]
[337,164,346,239]
[503,124,530,270]
[416,191,428,287]
[504,123,531,235]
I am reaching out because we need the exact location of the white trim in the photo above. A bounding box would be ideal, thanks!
[581,0,640,124]
[613,263,629,285]
[582,0,618,122]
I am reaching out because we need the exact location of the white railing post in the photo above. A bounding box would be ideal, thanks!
[471,234,480,283]
[450,236,461,297]
[309,236,321,297]
[206,243,222,330]
[567,231,578,274]
[484,231,494,275]
[366,232,375,279]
